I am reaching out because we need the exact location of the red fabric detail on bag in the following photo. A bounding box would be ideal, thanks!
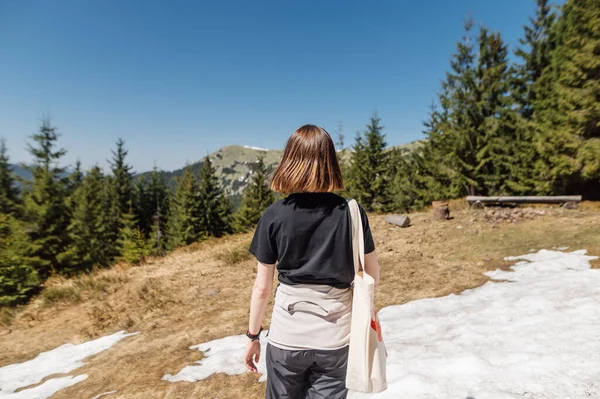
[370,315,383,342]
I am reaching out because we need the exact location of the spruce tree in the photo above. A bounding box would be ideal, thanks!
[167,167,202,248]
[0,213,41,305]
[60,166,111,272]
[533,0,600,197]
[233,154,274,232]
[22,119,71,277]
[104,139,134,259]
[118,202,148,264]
[198,156,231,237]
[439,18,480,196]
[133,176,152,235]
[347,113,390,212]
[514,0,557,118]
[146,168,170,255]
[474,29,523,195]
[68,160,84,194]
[0,140,20,215]
[392,104,453,210]
[110,138,134,216]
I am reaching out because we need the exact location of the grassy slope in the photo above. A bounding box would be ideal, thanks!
[1,203,599,399]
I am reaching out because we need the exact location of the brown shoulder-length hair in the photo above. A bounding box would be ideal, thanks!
[271,125,344,194]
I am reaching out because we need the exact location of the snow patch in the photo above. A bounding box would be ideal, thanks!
[164,250,600,398]
[0,331,138,398]
[163,332,269,383]
[90,390,118,399]
[243,146,269,151]
[1,375,88,399]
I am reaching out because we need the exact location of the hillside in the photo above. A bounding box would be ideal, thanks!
[1,202,598,398]
[135,140,425,197]
[9,164,31,182]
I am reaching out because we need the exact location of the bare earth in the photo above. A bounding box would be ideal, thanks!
[1,202,599,399]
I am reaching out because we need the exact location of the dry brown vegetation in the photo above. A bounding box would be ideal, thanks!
[1,203,599,399]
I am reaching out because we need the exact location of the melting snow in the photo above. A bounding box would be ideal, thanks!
[0,330,138,399]
[163,333,269,383]
[163,250,600,398]
[90,390,118,399]
[243,146,269,151]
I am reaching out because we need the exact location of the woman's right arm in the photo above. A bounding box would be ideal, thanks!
[364,251,380,287]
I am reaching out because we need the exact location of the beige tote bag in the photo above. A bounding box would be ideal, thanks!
[346,199,387,393]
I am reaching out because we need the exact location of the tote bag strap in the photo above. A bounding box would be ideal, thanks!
[347,199,365,276]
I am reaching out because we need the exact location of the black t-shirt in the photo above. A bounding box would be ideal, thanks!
[249,192,375,289]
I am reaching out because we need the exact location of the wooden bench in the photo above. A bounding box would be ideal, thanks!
[466,196,583,209]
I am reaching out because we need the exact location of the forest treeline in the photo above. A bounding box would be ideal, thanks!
[347,0,599,212]
[1,0,598,305]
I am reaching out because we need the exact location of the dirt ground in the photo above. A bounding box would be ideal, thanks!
[1,202,599,399]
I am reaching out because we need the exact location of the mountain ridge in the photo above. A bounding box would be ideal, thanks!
[135,140,425,197]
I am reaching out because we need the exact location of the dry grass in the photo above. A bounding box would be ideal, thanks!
[0,202,599,399]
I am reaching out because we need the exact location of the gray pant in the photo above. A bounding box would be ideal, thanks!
[265,344,349,399]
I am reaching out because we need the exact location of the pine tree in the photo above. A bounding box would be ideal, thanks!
[439,18,481,196]
[0,213,42,305]
[167,167,202,248]
[347,113,390,212]
[474,29,523,195]
[118,203,148,264]
[233,154,274,232]
[0,140,20,215]
[533,0,600,197]
[68,160,84,194]
[391,104,453,210]
[22,119,71,278]
[133,176,152,235]
[110,138,134,216]
[146,168,170,255]
[198,156,231,237]
[60,166,112,272]
[514,0,557,119]
[104,139,135,258]
[504,0,558,195]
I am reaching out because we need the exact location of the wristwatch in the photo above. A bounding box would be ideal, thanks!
[246,327,263,341]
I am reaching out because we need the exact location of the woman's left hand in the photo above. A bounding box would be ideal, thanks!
[244,340,261,373]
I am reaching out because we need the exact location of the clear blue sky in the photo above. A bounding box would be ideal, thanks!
[1,0,543,172]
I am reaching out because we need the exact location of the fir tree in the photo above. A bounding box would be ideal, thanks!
[118,203,148,264]
[22,119,71,277]
[68,160,84,194]
[392,104,453,209]
[60,166,112,272]
[104,139,134,258]
[110,138,134,216]
[439,18,480,196]
[167,167,202,248]
[533,0,600,197]
[233,154,274,232]
[0,213,41,305]
[146,168,170,255]
[474,29,522,195]
[133,176,152,235]
[0,140,20,215]
[336,121,345,151]
[514,0,557,118]
[505,0,557,194]
[198,156,231,237]
[347,113,390,212]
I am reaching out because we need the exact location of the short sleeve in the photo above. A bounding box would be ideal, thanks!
[249,208,278,264]
[359,204,376,254]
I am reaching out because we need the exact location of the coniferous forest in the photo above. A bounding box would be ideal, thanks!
[1,0,598,305]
